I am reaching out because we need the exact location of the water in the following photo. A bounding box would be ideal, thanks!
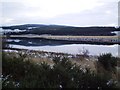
[9,44,119,56]
[2,28,119,56]
[111,31,120,36]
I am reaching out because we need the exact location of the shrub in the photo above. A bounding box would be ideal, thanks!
[98,53,118,71]
[2,52,118,88]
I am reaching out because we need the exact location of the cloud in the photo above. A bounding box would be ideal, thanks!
[1,0,119,26]
[22,0,103,18]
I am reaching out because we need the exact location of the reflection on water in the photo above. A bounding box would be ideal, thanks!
[9,44,118,56]
[111,31,120,36]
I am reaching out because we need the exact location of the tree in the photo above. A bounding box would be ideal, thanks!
[2,35,10,49]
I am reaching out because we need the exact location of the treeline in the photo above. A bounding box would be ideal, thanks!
[2,51,119,89]
[2,24,119,36]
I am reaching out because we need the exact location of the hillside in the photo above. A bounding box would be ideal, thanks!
[1,24,119,36]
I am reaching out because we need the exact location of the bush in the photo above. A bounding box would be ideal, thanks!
[98,53,118,71]
[2,52,118,89]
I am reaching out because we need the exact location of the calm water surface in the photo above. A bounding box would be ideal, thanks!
[10,44,119,56]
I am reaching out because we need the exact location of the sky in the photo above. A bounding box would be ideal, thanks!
[0,0,119,27]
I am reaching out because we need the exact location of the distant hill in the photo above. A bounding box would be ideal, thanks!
[1,24,119,36]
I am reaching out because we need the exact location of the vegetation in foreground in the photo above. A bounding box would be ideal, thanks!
[2,51,119,89]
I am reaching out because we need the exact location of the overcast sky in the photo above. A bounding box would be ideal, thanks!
[0,0,119,27]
